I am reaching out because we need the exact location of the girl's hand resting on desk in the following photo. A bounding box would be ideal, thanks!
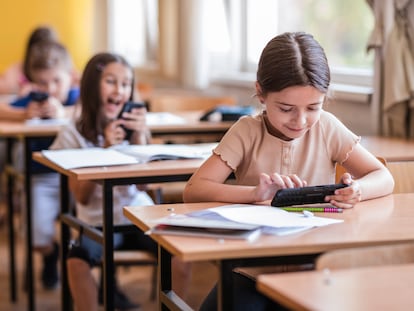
[325,173,362,209]
[254,172,307,202]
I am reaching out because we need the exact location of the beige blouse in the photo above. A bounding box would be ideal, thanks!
[214,110,360,186]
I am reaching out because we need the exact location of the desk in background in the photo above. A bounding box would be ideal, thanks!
[33,152,206,311]
[360,136,414,193]
[360,136,414,162]
[124,193,414,311]
[0,113,232,309]
[257,263,414,311]
[0,121,63,310]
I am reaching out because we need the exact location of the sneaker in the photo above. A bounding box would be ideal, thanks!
[99,284,140,310]
[41,242,59,289]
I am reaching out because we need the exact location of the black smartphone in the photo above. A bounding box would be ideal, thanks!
[271,183,348,207]
[117,101,146,140]
[29,91,49,102]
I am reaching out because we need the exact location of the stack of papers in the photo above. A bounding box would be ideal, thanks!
[150,204,344,240]
[42,143,217,169]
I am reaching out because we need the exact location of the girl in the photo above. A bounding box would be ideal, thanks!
[50,52,154,310]
[183,32,394,310]
[184,32,394,208]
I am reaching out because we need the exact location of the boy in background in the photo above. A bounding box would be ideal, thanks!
[1,40,79,289]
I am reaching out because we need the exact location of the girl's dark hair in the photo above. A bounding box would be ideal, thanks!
[256,32,330,96]
[76,52,134,144]
[23,26,59,80]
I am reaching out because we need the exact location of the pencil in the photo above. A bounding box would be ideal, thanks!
[279,207,343,213]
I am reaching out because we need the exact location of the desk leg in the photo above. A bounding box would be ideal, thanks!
[24,138,35,311]
[6,137,17,302]
[159,246,192,311]
[60,174,72,311]
[218,260,235,311]
[102,181,114,311]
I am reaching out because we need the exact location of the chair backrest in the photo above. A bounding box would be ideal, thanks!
[149,94,236,112]
[315,242,414,270]
[335,156,387,184]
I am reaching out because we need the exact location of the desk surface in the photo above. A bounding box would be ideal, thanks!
[0,111,233,137]
[124,193,414,262]
[0,120,63,137]
[33,152,205,181]
[257,263,414,311]
[361,136,414,162]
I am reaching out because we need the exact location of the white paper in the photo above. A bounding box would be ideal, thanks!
[114,143,216,163]
[146,112,186,126]
[25,118,70,126]
[209,204,343,228]
[42,148,139,169]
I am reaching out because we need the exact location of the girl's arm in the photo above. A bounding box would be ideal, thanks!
[328,143,394,208]
[183,154,305,203]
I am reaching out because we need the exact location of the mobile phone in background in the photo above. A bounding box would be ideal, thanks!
[29,91,49,102]
[117,101,146,140]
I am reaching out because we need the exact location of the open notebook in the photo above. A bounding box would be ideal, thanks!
[148,204,344,240]
[42,143,217,169]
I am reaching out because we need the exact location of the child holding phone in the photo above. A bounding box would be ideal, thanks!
[0,40,79,290]
[183,32,394,310]
[50,52,190,310]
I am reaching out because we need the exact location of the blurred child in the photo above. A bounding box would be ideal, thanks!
[0,26,59,96]
[4,40,79,290]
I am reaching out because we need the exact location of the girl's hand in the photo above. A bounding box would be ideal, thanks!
[325,172,362,208]
[103,119,126,147]
[254,172,307,202]
[119,106,148,136]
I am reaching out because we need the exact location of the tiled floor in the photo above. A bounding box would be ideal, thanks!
[0,206,217,310]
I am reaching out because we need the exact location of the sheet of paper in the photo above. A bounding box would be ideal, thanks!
[146,112,186,126]
[208,204,343,228]
[114,143,216,163]
[42,148,139,169]
[25,118,70,126]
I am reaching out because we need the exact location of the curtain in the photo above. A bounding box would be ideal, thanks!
[367,0,414,138]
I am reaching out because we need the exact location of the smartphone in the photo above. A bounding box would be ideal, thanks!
[29,91,49,102]
[117,101,146,140]
[271,183,347,207]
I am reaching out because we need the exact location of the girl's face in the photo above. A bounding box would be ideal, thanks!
[31,66,72,103]
[258,84,325,140]
[99,62,133,120]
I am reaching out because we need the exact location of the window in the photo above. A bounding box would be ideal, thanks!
[107,0,158,67]
[208,0,374,88]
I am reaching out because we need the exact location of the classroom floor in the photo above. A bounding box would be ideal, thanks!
[0,202,218,311]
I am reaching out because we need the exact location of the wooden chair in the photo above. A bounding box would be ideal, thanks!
[335,156,387,183]
[316,242,414,271]
[149,94,236,112]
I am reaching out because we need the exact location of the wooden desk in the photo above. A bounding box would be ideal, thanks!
[0,115,229,309]
[257,263,414,311]
[123,193,414,311]
[149,111,233,143]
[0,121,63,310]
[361,136,414,162]
[33,152,205,311]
